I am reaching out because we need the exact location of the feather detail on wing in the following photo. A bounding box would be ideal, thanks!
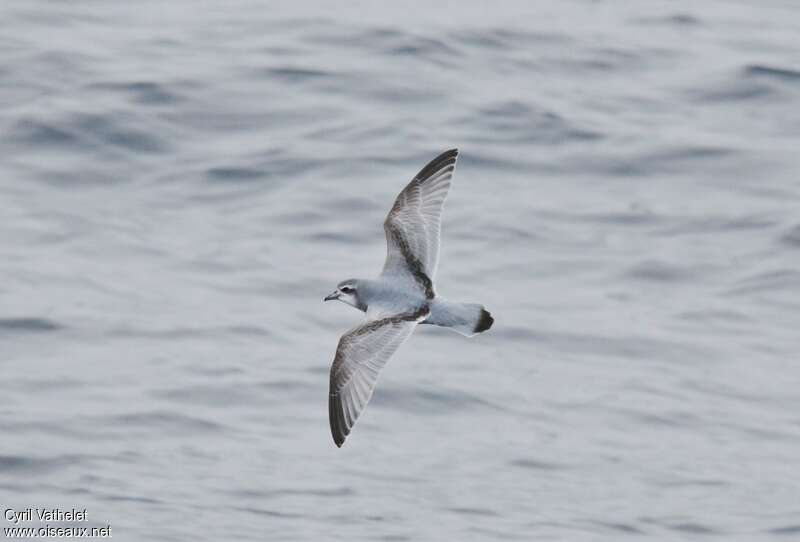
[382,149,458,298]
[328,305,429,447]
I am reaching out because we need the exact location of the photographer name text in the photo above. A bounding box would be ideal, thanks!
[5,509,87,525]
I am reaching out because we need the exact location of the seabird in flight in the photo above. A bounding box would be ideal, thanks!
[324,149,494,447]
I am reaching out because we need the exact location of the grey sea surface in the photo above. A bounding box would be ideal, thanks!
[2,1,800,540]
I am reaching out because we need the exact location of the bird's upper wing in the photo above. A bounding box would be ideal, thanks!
[329,306,429,447]
[381,149,458,298]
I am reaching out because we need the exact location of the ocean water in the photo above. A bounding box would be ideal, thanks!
[2,1,800,540]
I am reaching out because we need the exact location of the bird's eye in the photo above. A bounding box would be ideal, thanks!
[340,286,354,294]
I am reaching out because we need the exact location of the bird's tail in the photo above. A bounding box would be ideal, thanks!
[425,299,494,337]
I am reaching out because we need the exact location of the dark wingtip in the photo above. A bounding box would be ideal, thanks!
[474,309,494,333]
[329,393,347,448]
[414,148,459,182]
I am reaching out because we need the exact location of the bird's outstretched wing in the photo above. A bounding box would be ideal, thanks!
[382,149,458,298]
[329,306,429,447]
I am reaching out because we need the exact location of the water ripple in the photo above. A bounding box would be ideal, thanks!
[89,81,183,105]
[744,64,800,83]
[0,317,62,332]
[2,3,799,540]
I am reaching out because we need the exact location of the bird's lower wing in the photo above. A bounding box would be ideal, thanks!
[329,306,429,447]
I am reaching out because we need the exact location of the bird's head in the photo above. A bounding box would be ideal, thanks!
[324,279,366,311]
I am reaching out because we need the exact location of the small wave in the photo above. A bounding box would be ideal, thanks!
[458,100,603,145]
[8,119,83,148]
[226,486,355,500]
[257,379,317,393]
[0,453,92,474]
[73,112,169,154]
[668,522,720,535]
[104,494,163,505]
[641,516,722,535]
[509,458,566,471]
[0,317,62,332]
[780,224,800,247]
[656,214,777,236]
[688,63,800,103]
[306,26,402,48]
[498,326,704,362]
[89,80,182,105]
[263,67,334,83]
[624,260,704,282]
[659,478,728,488]
[634,14,702,26]
[727,269,800,296]
[676,309,750,324]
[371,385,500,414]
[326,196,381,214]
[688,81,773,103]
[571,210,661,227]
[769,525,800,536]
[231,506,303,519]
[206,166,265,182]
[109,324,270,339]
[646,145,735,166]
[590,520,646,535]
[359,82,445,104]
[456,151,534,173]
[744,64,800,83]
[105,411,225,434]
[152,384,262,407]
[0,455,42,471]
[12,112,169,155]
[307,231,365,244]
[446,507,499,518]
[619,409,702,429]
[371,29,463,65]
[575,145,735,177]
[385,37,460,60]
[455,28,571,51]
